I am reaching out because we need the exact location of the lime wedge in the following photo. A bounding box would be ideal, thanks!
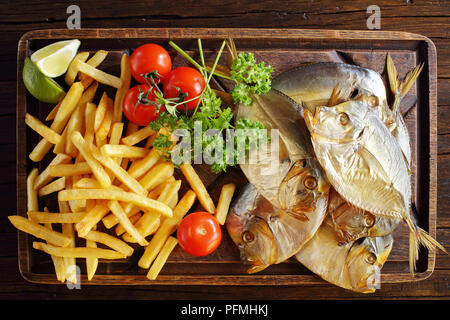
[23,57,65,104]
[31,39,81,78]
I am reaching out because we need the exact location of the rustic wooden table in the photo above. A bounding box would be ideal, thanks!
[1,0,449,300]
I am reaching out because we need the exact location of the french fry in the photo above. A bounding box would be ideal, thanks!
[122,212,159,243]
[124,180,181,243]
[139,162,174,192]
[144,134,157,149]
[75,59,122,88]
[45,98,64,121]
[94,92,108,132]
[65,52,90,86]
[127,148,160,179]
[96,96,113,141]
[75,200,110,237]
[38,177,66,197]
[90,143,147,196]
[215,183,236,225]
[45,222,66,283]
[62,222,77,284]
[8,215,71,247]
[34,154,72,190]
[109,123,124,146]
[65,101,87,157]
[48,162,92,177]
[27,168,39,211]
[27,211,87,224]
[120,123,139,170]
[102,202,140,229]
[33,242,126,259]
[79,50,108,81]
[29,82,84,162]
[59,188,173,218]
[180,164,215,214]
[122,126,155,146]
[147,236,178,280]
[107,200,148,246]
[84,102,96,145]
[147,176,176,199]
[113,54,131,123]
[115,212,141,236]
[138,190,196,269]
[101,144,149,159]
[73,177,101,189]
[82,230,134,257]
[25,113,62,144]
[70,131,112,189]
[85,236,98,280]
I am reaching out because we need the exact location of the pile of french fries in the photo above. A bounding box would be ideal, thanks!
[12,49,236,283]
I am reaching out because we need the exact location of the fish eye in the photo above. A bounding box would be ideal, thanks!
[300,159,307,168]
[304,176,317,190]
[368,96,379,107]
[363,213,375,228]
[366,253,377,265]
[242,231,255,243]
[337,112,350,126]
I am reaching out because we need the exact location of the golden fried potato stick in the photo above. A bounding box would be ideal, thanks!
[45,98,64,122]
[76,59,122,89]
[59,188,172,218]
[115,212,141,236]
[29,82,84,162]
[139,162,174,192]
[27,168,39,211]
[34,154,72,190]
[81,230,134,257]
[107,200,148,246]
[113,54,132,123]
[86,236,98,280]
[65,52,90,86]
[101,145,149,159]
[120,123,139,170]
[84,102,97,145]
[127,148,160,179]
[33,242,126,259]
[75,200,110,237]
[8,215,72,247]
[94,92,108,132]
[122,126,155,146]
[101,202,140,229]
[147,236,178,280]
[73,177,101,189]
[180,164,215,213]
[215,183,236,225]
[138,190,196,269]
[25,113,62,144]
[48,162,92,177]
[70,131,112,189]
[38,177,66,197]
[27,211,87,224]
[96,95,113,141]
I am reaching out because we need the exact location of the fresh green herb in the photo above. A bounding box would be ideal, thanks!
[149,39,271,173]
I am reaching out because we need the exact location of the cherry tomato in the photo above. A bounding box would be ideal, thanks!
[122,84,164,126]
[177,211,222,257]
[130,44,172,84]
[163,66,205,110]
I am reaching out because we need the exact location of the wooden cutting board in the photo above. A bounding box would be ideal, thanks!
[16,28,437,285]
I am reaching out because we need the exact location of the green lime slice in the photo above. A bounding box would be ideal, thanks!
[23,57,66,104]
[31,39,80,78]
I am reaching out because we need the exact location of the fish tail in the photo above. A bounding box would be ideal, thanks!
[407,217,447,274]
[386,53,399,96]
[400,63,424,98]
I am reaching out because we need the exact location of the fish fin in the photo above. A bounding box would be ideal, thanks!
[226,38,238,68]
[386,53,399,96]
[400,63,424,98]
[328,85,341,107]
[247,263,270,274]
[407,216,447,274]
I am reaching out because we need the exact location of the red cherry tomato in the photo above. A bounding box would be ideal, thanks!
[122,84,165,126]
[177,211,222,257]
[130,44,172,84]
[163,66,205,110]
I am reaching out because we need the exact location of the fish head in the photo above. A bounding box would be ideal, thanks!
[346,235,394,293]
[278,157,330,216]
[356,93,396,131]
[226,185,278,273]
[304,101,368,144]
